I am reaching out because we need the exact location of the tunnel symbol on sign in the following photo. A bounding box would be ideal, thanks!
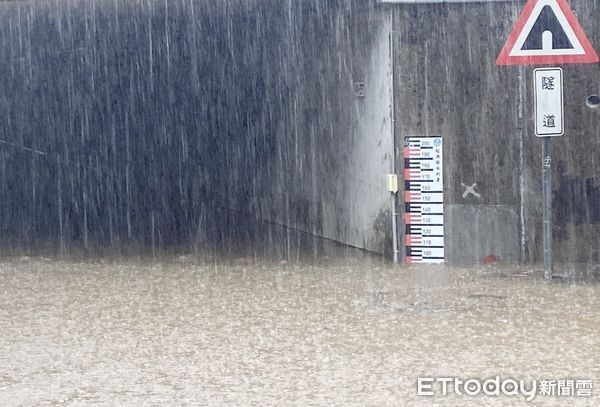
[522,6,572,51]
[496,0,599,65]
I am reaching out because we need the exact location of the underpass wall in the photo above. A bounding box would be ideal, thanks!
[0,0,394,258]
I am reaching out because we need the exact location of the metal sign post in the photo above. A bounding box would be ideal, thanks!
[534,67,563,279]
[541,137,553,279]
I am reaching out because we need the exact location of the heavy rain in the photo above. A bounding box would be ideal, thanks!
[0,0,599,405]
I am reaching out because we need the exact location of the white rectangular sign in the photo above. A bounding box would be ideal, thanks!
[403,136,444,264]
[534,67,564,137]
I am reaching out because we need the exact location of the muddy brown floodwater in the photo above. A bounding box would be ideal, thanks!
[0,256,598,406]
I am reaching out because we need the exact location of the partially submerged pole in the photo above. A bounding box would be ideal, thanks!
[542,137,553,279]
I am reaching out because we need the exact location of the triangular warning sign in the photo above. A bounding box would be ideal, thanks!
[497,0,599,65]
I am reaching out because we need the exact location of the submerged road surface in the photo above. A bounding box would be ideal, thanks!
[0,257,598,406]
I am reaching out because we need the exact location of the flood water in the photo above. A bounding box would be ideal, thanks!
[0,256,598,406]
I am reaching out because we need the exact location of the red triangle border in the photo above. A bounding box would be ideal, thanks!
[496,0,599,66]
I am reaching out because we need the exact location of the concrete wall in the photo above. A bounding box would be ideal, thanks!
[0,0,393,258]
[6,0,598,266]
[391,1,600,265]
[244,1,394,256]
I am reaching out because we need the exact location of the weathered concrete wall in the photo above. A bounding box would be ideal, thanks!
[391,1,600,265]
[9,0,598,265]
[0,0,393,258]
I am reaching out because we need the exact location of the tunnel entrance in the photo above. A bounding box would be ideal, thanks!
[0,0,393,261]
